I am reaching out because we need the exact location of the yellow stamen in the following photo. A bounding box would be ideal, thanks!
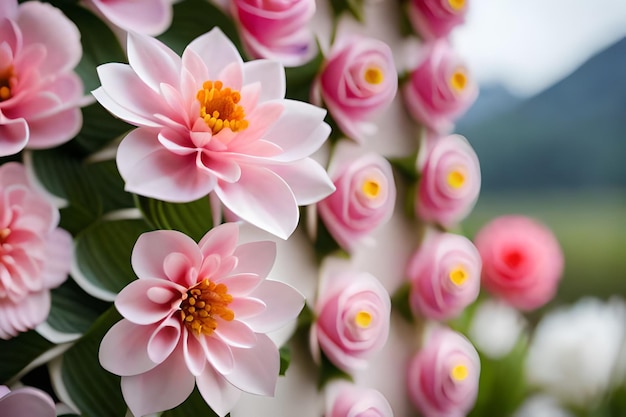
[449,69,468,93]
[355,310,372,328]
[196,80,248,134]
[449,266,468,286]
[451,364,469,381]
[447,169,466,189]
[448,0,465,11]
[364,67,384,85]
[362,178,381,198]
[180,279,234,336]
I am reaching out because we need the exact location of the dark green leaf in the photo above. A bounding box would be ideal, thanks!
[48,278,111,335]
[136,196,214,242]
[72,102,131,155]
[279,346,291,376]
[390,282,414,324]
[317,350,353,389]
[0,331,54,383]
[162,387,222,417]
[285,45,324,102]
[87,159,135,213]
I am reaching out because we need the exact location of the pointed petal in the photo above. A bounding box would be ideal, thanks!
[40,228,72,289]
[245,280,304,333]
[217,273,262,296]
[231,241,276,279]
[198,222,239,259]
[187,28,243,79]
[127,32,181,92]
[98,319,159,376]
[269,158,335,205]
[0,114,28,157]
[203,335,235,374]
[242,59,286,102]
[93,0,172,35]
[215,320,257,348]
[183,330,207,376]
[24,107,82,150]
[196,366,242,417]
[225,333,279,396]
[115,279,181,325]
[228,297,266,320]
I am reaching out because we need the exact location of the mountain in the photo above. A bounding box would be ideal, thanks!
[455,37,626,192]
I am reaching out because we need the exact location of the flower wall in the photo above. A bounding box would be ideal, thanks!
[0,1,624,417]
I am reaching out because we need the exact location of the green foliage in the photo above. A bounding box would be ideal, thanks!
[48,279,111,335]
[0,331,54,382]
[162,387,223,417]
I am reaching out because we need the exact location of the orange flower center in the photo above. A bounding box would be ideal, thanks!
[451,363,469,381]
[364,66,384,85]
[449,68,468,93]
[180,279,234,336]
[196,80,248,134]
[0,66,14,102]
[449,266,468,286]
[447,169,466,189]
[448,0,465,11]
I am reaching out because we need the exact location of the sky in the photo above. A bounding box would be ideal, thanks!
[451,0,626,97]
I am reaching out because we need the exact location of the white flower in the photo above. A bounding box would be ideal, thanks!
[512,395,574,417]
[468,299,526,359]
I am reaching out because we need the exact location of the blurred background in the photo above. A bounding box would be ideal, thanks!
[450,0,626,303]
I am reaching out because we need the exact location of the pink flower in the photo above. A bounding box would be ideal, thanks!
[84,0,174,35]
[0,162,73,339]
[407,0,468,40]
[325,381,394,417]
[0,385,56,417]
[0,0,84,156]
[232,0,317,67]
[93,28,334,239]
[317,142,396,252]
[407,231,481,321]
[98,223,305,417]
[310,259,391,373]
[474,215,564,311]
[314,36,398,143]
[416,134,480,228]
[407,327,480,417]
[402,41,477,134]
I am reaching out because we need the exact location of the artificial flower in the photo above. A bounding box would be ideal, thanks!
[402,40,477,134]
[83,0,175,35]
[407,0,469,40]
[0,162,73,339]
[525,297,626,408]
[512,395,575,417]
[93,27,334,239]
[98,223,305,417]
[416,133,480,228]
[0,0,83,156]
[0,385,56,417]
[467,299,526,359]
[406,230,481,321]
[407,326,480,417]
[317,141,396,252]
[325,381,394,417]
[310,258,391,373]
[474,215,564,311]
[231,0,318,66]
[313,36,398,143]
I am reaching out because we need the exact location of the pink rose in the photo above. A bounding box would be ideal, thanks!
[407,327,480,417]
[325,381,394,417]
[402,40,477,134]
[474,215,564,311]
[0,162,73,339]
[0,0,84,156]
[407,231,481,321]
[407,0,468,40]
[311,259,391,373]
[416,134,480,228]
[0,385,56,417]
[317,142,396,252]
[314,36,398,143]
[85,0,174,35]
[99,223,305,416]
[232,0,317,67]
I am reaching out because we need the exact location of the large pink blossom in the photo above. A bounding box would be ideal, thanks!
[0,385,56,417]
[402,40,477,134]
[407,231,481,321]
[314,36,398,143]
[317,142,396,252]
[310,259,391,373]
[93,28,334,239]
[407,327,480,417]
[0,162,73,339]
[232,0,317,67]
[99,223,305,417]
[325,381,394,417]
[84,0,174,35]
[474,215,564,311]
[407,0,468,40]
[0,0,84,156]
[416,134,480,228]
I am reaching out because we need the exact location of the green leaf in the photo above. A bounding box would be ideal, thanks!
[285,45,324,102]
[279,346,291,376]
[60,307,127,417]
[317,350,353,389]
[72,102,131,155]
[87,159,135,213]
[0,331,54,383]
[390,282,414,323]
[158,0,242,56]
[136,196,214,242]
[162,387,222,417]
[329,0,365,22]
[48,278,111,335]
[74,219,152,296]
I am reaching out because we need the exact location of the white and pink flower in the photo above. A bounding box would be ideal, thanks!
[403,40,477,134]
[98,223,305,417]
[0,385,56,417]
[407,0,469,40]
[325,381,394,417]
[407,231,481,321]
[317,142,396,252]
[0,162,73,339]
[83,0,175,35]
[310,259,391,373]
[231,0,317,67]
[474,215,564,311]
[407,326,480,417]
[416,134,480,228]
[93,28,334,239]
[0,0,84,156]
[314,36,398,143]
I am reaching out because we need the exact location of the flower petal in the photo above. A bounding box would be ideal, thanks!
[197,365,242,417]
[245,280,304,333]
[115,279,180,325]
[98,319,159,376]
[215,319,257,348]
[187,28,243,79]
[92,0,173,35]
[268,158,335,205]
[0,387,55,417]
[228,297,266,320]
[0,114,28,157]
[183,330,207,376]
[231,241,276,279]
[225,333,279,396]
[198,222,239,259]
[127,32,181,92]
[40,228,72,289]
[24,107,82,150]
[203,335,235,374]
[242,59,286,102]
